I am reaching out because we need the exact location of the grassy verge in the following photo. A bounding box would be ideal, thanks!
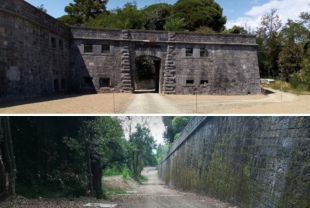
[262,80,310,95]
[102,187,127,195]
[137,175,148,183]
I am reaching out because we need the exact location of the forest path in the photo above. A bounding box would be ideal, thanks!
[123,93,182,114]
[111,167,235,208]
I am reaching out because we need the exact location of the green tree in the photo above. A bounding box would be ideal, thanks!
[85,2,143,29]
[37,4,47,13]
[172,0,226,31]
[64,0,108,25]
[156,144,169,163]
[64,117,126,196]
[141,3,173,30]
[225,25,248,34]
[257,9,282,78]
[278,42,303,80]
[164,17,185,31]
[130,124,157,179]
[162,116,192,144]
[172,116,192,138]
[162,116,175,144]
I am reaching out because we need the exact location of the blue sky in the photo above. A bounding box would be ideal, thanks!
[25,0,309,29]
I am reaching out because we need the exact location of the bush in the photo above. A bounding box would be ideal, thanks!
[103,166,121,176]
[122,168,130,181]
[290,74,300,89]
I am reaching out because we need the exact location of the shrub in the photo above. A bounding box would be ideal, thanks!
[122,168,129,181]
[290,74,300,89]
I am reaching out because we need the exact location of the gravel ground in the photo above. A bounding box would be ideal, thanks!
[110,167,236,208]
[0,167,236,208]
[0,88,309,114]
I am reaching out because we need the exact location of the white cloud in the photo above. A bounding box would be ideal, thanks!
[226,0,309,30]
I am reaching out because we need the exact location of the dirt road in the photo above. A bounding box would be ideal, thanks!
[0,88,309,114]
[124,93,182,114]
[111,167,235,208]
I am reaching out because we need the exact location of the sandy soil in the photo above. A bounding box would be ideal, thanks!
[0,88,309,114]
[0,93,134,114]
[103,175,139,191]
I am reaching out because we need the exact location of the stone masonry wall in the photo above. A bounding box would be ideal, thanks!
[0,0,261,100]
[71,28,261,95]
[158,117,310,208]
[0,0,70,101]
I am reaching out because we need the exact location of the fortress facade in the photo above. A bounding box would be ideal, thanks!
[0,0,261,101]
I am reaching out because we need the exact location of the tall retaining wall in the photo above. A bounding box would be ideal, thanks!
[158,117,310,208]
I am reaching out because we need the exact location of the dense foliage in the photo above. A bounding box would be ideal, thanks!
[58,0,226,32]
[162,116,192,144]
[255,9,310,89]
[0,117,158,201]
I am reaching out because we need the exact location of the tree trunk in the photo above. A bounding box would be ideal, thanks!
[91,159,102,193]
[81,118,93,196]
[0,149,8,201]
[3,117,16,196]
[0,117,16,201]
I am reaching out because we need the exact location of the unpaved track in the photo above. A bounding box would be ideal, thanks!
[0,88,309,114]
[124,93,182,114]
[111,167,235,208]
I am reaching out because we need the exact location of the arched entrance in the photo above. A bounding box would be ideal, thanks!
[133,55,161,93]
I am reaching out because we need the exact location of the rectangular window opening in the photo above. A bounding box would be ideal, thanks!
[83,77,93,87]
[61,79,66,90]
[200,80,209,86]
[84,44,93,53]
[53,79,59,92]
[100,78,110,87]
[186,80,194,85]
[101,45,110,53]
[59,40,64,50]
[200,48,208,57]
[51,37,56,48]
[186,48,193,57]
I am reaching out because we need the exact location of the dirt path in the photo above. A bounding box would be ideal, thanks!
[124,94,182,114]
[111,167,235,208]
[0,88,309,114]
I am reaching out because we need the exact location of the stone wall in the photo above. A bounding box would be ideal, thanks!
[71,28,261,95]
[0,0,71,101]
[158,117,310,208]
[0,0,261,101]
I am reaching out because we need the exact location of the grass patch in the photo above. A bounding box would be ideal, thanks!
[102,187,127,195]
[122,168,130,181]
[264,80,310,95]
[103,166,121,176]
[137,175,148,183]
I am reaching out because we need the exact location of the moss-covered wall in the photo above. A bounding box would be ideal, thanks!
[158,117,310,208]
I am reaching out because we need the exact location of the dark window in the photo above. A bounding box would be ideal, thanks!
[84,44,93,53]
[200,80,209,86]
[100,78,110,87]
[83,77,93,87]
[59,40,63,50]
[186,48,193,56]
[53,79,59,92]
[61,79,66,90]
[200,48,208,57]
[51,37,56,48]
[186,80,194,85]
[101,45,110,53]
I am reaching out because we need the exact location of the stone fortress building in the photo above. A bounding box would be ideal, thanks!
[0,0,261,101]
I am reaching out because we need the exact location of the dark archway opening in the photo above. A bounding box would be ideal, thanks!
[134,56,161,93]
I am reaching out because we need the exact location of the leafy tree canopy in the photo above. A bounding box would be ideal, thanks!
[64,0,108,25]
[172,0,226,31]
